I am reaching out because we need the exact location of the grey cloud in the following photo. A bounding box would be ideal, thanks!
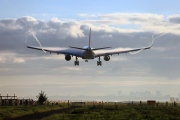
[168,16,180,24]
[80,13,164,26]
[0,16,180,79]
[0,19,16,26]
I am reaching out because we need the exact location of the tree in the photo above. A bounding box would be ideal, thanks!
[36,91,48,105]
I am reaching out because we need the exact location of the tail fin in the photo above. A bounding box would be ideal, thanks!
[89,28,91,48]
[69,28,111,51]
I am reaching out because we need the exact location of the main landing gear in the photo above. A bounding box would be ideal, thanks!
[97,57,102,66]
[74,56,79,66]
[74,57,102,66]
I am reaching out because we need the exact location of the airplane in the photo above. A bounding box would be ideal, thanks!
[26,28,155,66]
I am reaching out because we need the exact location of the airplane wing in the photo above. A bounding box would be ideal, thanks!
[94,45,152,57]
[27,46,84,57]
[94,33,166,57]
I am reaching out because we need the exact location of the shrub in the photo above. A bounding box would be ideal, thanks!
[36,91,48,105]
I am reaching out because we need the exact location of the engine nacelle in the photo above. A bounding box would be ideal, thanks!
[104,55,110,61]
[65,55,71,61]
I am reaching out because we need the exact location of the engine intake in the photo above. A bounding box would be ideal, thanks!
[104,55,110,61]
[65,55,71,61]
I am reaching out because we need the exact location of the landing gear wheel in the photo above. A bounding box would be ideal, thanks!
[97,61,102,66]
[74,56,79,66]
[85,59,88,62]
[97,57,102,66]
[74,61,79,66]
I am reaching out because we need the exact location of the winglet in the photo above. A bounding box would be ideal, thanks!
[149,33,166,49]
[141,33,167,51]
[149,34,155,48]
[24,35,29,47]
[89,28,91,48]
[24,40,28,47]
[25,34,47,53]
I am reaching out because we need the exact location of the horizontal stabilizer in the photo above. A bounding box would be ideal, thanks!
[69,46,86,50]
[92,47,111,51]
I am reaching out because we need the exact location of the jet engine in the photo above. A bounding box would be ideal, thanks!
[104,55,110,61]
[65,55,71,61]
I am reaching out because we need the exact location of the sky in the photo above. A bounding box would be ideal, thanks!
[0,0,180,100]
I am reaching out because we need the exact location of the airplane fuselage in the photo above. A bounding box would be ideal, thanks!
[82,46,95,59]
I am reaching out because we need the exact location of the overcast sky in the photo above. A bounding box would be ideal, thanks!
[0,0,180,100]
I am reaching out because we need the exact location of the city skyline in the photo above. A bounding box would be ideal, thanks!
[1,90,178,102]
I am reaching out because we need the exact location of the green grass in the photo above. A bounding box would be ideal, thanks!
[1,102,180,120]
[0,103,68,120]
[42,104,180,120]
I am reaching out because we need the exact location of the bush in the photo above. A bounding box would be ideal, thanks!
[36,91,48,105]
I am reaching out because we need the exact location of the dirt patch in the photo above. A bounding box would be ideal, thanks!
[5,106,78,120]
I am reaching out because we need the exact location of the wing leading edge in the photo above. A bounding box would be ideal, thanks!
[94,44,152,57]
[27,46,83,57]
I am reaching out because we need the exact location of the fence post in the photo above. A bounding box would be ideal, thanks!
[174,101,176,107]
[114,102,116,109]
[156,101,159,106]
[166,101,168,107]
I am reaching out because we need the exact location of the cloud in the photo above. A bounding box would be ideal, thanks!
[79,13,163,24]
[46,17,85,38]
[0,56,6,63]
[168,14,180,24]
[79,13,180,35]
[0,52,25,63]
[0,15,179,80]
[13,58,25,63]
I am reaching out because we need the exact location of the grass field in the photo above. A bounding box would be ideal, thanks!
[0,103,68,120]
[0,102,180,120]
[42,102,180,120]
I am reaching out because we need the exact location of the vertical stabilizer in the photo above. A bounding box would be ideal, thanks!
[89,28,91,48]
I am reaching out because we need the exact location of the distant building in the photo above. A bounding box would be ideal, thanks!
[170,97,175,102]
[164,95,171,99]
[147,100,156,105]
[156,91,162,97]
[117,91,122,96]
[176,98,179,102]
[144,91,152,97]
